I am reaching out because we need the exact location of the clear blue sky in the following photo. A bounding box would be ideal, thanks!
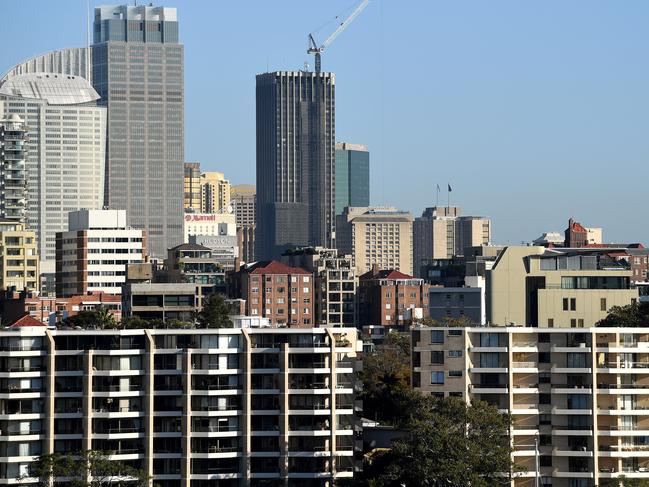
[2,1,648,245]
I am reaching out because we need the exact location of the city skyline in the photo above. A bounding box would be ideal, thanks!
[1,1,648,246]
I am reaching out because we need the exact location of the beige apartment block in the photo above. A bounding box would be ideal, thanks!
[200,172,231,214]
[0,219,39,291]
[487,246,638,327]
[412,326,649,487]
[336,206,413,275]
[0,326,361,486]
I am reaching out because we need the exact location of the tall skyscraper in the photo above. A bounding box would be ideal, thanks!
[92,5,184,258]
[335,142,369,215]
[256,71,335,259]
[0,74,106,268]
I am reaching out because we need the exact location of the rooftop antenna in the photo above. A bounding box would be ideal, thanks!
[307,0,370,73]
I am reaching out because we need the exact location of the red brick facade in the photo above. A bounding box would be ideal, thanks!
[239,261,314,327]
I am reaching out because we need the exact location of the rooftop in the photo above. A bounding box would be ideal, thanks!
[244,260,311,275]
[0,73,100,105]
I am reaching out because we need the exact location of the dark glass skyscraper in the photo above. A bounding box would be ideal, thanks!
[92,5,184,258]
[335,142,370,215]
[256,71,335,259]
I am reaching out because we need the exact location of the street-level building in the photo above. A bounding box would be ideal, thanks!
[0,288,121,326]
[237,261,314,327]
[411,326,649,487]
[0,325,360,486]
[55,210,146,297]
[0,219,38,292]
[357,268,429,328]
[336,206,413,275]
[282,247,356,327]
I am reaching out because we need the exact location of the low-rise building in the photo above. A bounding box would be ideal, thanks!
[487,246,638,327]
[0,325,360,485]
[411,326,649,486]
[428,280,483,325]
[122,282,199,322]
[55,210,146,297]
[0,219,38,291]
[237,261,313,327]
[165,243,226,305]
[357,267,429,327]
[0,289,121,326]
[282,247,357,327]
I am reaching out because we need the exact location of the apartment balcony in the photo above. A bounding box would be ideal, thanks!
[512,384,539,394]
[596,342,649,352]
[552,385,593,394]
[552,470,594,478]
[511,342,538,353]
[552,448,593,457]
[509,404,540,415]
[597,384,649,394]
[468,346,507,353]
[552,366,592,374]
[552,344,591,353]
[553,407,593,415]
[469,366,508,373]
[511,361,539,373]
[469,384,508,394]
[598,362,649,373]
[598,445,649,458]
[598,407,649,416]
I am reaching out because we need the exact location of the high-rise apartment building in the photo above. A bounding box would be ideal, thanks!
[56,210,146,297]
[256,71,335,259]
[0,325,359,485]
[282,247,357,327]
[412,326,649,486]
[183,162,201,212]
[232,185,256,264]
[92,4,184,258]
[200,171,231,213]
[336,206,413,275]
[335,143,369,215]
[0,74,106,268]
[413,206,491,277]
[0,219,38,292]
[0,114,27,221]
[487,246,638,327]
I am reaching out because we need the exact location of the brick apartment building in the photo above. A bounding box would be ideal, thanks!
[357,267,430,327]
[237,261,314,326]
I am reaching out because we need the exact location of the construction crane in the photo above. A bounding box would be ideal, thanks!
[307,0,370,73]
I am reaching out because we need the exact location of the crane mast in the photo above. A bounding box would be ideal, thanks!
[307,0,370,73]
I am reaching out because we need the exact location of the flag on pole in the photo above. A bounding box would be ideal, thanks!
[448,184,452,192]
[436,184,440,192]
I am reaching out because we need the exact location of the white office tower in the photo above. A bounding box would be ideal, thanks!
[0,73,106,270]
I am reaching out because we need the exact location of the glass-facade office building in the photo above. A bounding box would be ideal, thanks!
[335,143,369,216]
[92,5,184,258]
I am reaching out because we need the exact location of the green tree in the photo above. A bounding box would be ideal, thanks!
[62,307,119,329]
[29,450,148,486]
[358,331,411,424]
[359,395,519,486]
[197,293,233,329]
[601,476,649,487]
[121,315,152,329]
[597,302,649,327]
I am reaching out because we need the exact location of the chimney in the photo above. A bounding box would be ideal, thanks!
[371,263,379,276]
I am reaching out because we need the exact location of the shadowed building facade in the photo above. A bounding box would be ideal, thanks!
[256,71,335,260]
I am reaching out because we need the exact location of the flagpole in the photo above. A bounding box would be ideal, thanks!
[436,185,439,206]
[447,183,450,209]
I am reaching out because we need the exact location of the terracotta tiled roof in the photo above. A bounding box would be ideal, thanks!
[246,260,310,275]
[9,315,46,327]
[571,221,588,233]
[359,269,415,280]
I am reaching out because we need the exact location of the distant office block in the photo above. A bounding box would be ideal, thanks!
[231,185,256,263]
[256,71,335,259]
[335,142,369,215]
[200,172,231,213]
[0,114,27,222]
[184,162,201,212]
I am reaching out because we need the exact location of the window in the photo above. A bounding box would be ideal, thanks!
[538,352,551,363]
[448,370,462,378]
[567,353,587,368]
[385,303,391,309]
[539,394,551,404]
[430,351,444,365]
[480,333,499,347]
[601,298,607,312]
[540,456,552,467]
[448,350,463,358]
[479,352,500,368]
[430,331,444,344]
[570,298,576,311]
[448,330,462,337]
[563,298,569,311]
[547,318,554,327]
[570,319,577,328]
[431,371,444,384]
[577,319,584,327]
[567,394,588,409]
